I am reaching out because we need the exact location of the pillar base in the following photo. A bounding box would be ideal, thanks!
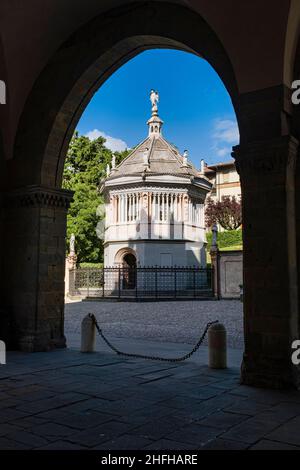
[241,353,296,390]
[19,333,66,352]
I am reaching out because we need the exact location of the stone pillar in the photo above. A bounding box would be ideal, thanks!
[0,191,10,346]
[183,194,189,222]
[120,194,123,223]
[139,192,148,239]
[113,196,117,224]
[123,194,125,223]
[210,224,220,299]
[65,251,77,297]
[178,194,182,222]
[137,193,141,220]
[127,194,130,222]
[117,194,121,223]
[2,185,73,352]
[233,136,300,389]
[148,192,152,239]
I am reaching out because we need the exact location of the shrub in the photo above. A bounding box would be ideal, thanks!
[79,262,104,269]
[206,229,243,251]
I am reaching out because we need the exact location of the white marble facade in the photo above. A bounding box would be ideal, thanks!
[101,91,212,268]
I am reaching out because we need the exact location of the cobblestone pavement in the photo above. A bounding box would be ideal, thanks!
[1,349,300,450]
[65,299,244,349]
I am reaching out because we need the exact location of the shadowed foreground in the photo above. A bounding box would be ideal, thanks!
[0,348,300,450]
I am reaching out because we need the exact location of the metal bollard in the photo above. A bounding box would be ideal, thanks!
[81,314,96,353]
[208,323,227,369]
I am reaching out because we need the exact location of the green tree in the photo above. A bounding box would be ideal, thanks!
[63,132,129,263]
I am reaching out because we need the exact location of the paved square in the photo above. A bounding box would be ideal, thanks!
[0,345,300,450]
[65,299,244,349]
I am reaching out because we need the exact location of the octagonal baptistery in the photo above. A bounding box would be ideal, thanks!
[101,91,212,269]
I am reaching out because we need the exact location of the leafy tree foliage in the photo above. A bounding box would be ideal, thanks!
[63,132,130,262]
[205,195,242,230]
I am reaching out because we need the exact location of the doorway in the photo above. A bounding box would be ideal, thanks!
[122,253,137,290]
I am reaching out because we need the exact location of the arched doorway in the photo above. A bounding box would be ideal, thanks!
[122,253,137,290]
[123,253,137,269]
[114,248,137,290]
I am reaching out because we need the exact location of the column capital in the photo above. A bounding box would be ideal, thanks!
[232,136,299,177]
[3,185,74,210]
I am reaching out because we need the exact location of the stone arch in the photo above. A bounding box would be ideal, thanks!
[114,247,137,266]
[11,1,240,189]
[115,248,137,290]
[2,1,300,389]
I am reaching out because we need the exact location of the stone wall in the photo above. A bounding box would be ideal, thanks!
[218,251,243,299]
[105,240,206,267]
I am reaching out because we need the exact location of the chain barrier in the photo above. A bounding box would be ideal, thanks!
[90,314,218,363]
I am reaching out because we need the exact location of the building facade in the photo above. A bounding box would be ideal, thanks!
[101,92,212,268]
[204,160,241,202]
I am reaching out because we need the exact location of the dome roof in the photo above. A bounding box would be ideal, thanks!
[107,134,200,180]
[103,90,211,191]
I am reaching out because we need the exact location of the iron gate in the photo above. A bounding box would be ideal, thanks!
[69,266,214,300]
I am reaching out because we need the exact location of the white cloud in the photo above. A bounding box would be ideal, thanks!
[86,129,128,152]
[213,119,239,144]
[216,147,231,158]
[211,119,239,161]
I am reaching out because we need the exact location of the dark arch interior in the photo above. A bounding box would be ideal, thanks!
[122,253,137,290]
[123,253,137,269]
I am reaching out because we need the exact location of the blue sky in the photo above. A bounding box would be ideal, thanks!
[77,49,239,167]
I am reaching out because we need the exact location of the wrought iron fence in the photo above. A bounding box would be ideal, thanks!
[69,266,214,300]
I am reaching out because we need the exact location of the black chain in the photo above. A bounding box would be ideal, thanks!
[90,314,218,363]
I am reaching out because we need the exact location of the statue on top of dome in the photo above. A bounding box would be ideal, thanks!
[150,89,159,114]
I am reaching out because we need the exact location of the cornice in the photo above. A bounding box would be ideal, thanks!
[232,136,299,176]
[3,185,74,209]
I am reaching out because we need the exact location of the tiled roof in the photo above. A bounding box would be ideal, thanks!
[106,134,200,181]
[205,160,236,172]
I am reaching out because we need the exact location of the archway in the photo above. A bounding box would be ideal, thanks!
[3,1,299,390]
[114,247,138,266]
[122,253,137,290]
[114,248,137,290]
[122,253,137,269]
